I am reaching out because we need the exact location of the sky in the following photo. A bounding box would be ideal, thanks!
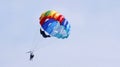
[0,0,120,67]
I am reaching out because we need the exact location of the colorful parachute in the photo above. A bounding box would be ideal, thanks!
[39,10,71,39]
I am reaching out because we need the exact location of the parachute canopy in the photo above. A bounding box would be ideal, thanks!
[39,10,71,39]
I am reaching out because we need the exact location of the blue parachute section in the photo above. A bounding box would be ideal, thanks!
[41,19,70,39]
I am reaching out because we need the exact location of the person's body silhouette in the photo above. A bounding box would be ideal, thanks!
[27,51,34,61]
[30,52,34,60]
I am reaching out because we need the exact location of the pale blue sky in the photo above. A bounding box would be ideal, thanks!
[0,0,120,67]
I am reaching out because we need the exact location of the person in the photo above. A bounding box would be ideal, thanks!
[40,28,50,38]
[30,52,34,60]
[27,51,34,61]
